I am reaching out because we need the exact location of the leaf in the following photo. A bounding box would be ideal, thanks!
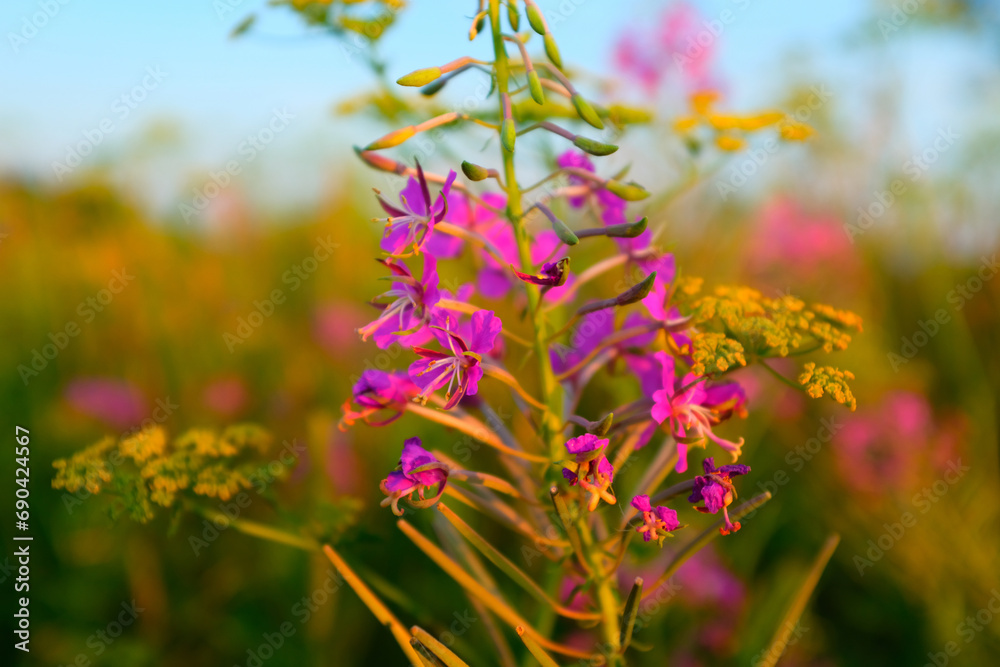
[411,626,472,667]
[516,626,561,667]
[619,577,643,652]
[756,534,840,667]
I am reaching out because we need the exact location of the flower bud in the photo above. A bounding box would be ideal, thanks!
[501,118,517,153]
[571,94,603,130]
[461,160,490,181]
[527,70,545,105]
[507,0,520,31]
[354,146,406,174]
[420,77,449,96]
[470,10,487,40]
[593,413,614,436]
[572,135,618,156]
[365,126,416,151]
[615,271,656,306]
[526,2,546,34]
[605,179,650,201]
[604,216,648,238]
[397,67,442,87]
[543,33,563,69]
[536,203,578,245]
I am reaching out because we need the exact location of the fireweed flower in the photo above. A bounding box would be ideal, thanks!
[409,310,502,409]
[630,494,680,545]
[339,370,419,430]
[478,228,574,302]
[650,351,747,473]
[425,192,507,258]
[375,162,457,257]
[512,257,570,287]
[357,255,441,349]
[562,434,617,511]
[688,457,751,535]
[380,437,449,516]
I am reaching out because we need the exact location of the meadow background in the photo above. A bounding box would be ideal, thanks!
[2,1,1000,665]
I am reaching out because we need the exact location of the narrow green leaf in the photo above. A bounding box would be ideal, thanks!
[757,533,840,667]
[412,625,472,667]
[619,577,643,651]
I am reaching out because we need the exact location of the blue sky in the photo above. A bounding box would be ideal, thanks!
[0,0,989,213]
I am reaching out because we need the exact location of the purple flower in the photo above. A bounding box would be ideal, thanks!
[375,162,457,257]
[650,351,747,473]
[64,378,147,429]
[478,229,574,302]
[512,257,569,287]
[380,437,449,515]
[630,494,681,544]
[408,310,502,409]
[357,256,441,349]
[425,192,507,258]
[688,457,751,535]
[339,370,418,429]
[562,434,616,511]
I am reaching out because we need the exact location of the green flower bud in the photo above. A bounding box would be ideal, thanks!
[526,3,546,34]
[571,94,604,130]
[604,217,648,238]
[397,67,442,87]
[543,33,562,69]
[420,77,448,96]
[461,161,490,181]
[501,118,516,154]
[615,271,656,306]
[572,135,618,156]
[365,126,416,151]
[507,1,520,31]
[605,179,650,201]
[528,71,545,105]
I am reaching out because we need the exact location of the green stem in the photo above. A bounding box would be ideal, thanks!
[487,0,563,461]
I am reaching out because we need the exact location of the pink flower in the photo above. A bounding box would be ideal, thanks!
[650,352,747,472]
[408,310,502,409]
[562,434,617,511]
[64,378,147,429]
[425,192,507,258]
[202,376,248,417]
[358,256,441,349]
[613,2,718,94]
[339,370,419,429]
[688,458,751,535]
[380,437,449,515]
[631,494,681,544]
[375,162,457,256]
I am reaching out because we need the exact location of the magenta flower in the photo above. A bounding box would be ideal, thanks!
[650,351,747,473]
[631,494,681,545]
[512,257,569,287]
[613,2,718,94]
[409,310,502,409]
[476,228,574,302]
[380,437,449,515]
[375,162,457,257]
[339,370,418,429]
[688,457,751,535]
[562,434,617,511]
[358,256,441,349]
[64,378,147,429]
[425,191,507,258]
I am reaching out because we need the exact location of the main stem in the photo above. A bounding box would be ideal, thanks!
[487,5,621,664]
[488,0,563,462]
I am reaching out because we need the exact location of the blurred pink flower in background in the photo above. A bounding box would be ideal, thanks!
[64,377,147,429]
[202,375,248,417]
[835,391,966,495]
[613,2,718,94]
[314,301,367,354]
[745,198,856,281]
[326,426,365,497]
